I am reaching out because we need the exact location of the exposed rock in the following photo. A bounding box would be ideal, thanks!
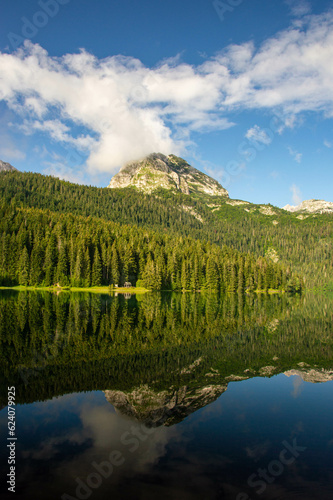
[283,199,333,214]
[104,383,227,427]
[0,160,17,172]
[225,374,249,381]
[104,360,333,427]
[259,366,277,376]
[226,200,250,206]
[284,368,333,383]
[181,205,203,223]
[108,153,229,198]
[267,319,280,332]
[298,362,310,368]
[180,357,203,375]
[259,206,277,216]
[265,248,279,263]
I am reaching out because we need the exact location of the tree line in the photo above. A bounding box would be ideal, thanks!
[0,203,299,291]
[0,290,331,405]
[0,171,331,287]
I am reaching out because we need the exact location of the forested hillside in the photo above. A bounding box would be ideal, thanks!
[0,170,331,288]
[1,291,332,406]
[0,203,295,291]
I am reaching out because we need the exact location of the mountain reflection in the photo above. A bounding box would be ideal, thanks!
[0,290,332,424]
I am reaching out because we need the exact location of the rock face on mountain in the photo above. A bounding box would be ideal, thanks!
[283,199,333,214]
[108,153,229,197]
[104,383,227,427]
[284,368,333,383]
[0,160,17,172]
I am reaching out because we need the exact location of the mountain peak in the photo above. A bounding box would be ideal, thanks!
[283,199,333,214]
[108,153,229,197]
[0,160,17,172]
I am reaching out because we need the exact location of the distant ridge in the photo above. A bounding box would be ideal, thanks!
[283,199,333,215]
[108,153,229,197]
[0,159,17,172]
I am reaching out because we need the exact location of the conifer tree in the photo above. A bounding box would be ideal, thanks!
[111,246,120,285]
[29,243,45,285]
[92,247,102,286]
[73,246,84,287]
[18,246,30,286]
[57,242,69,286]
[44,233,57,286]
[83,248,91,287]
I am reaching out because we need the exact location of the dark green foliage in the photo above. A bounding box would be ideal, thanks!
[18,246,29,286]
[0,203,293,291]
[92,248,102,286]
[0,290,332,406]
[1,170,330,288]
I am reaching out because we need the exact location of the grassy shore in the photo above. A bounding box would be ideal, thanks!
[0,285,150,294]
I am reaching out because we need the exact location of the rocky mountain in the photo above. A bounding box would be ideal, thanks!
[104,363,333,427]
[108,153,229,197]
[284,367,333,383]
[0,159,17,172]
[283,199,333,215]
[104,383,227,427]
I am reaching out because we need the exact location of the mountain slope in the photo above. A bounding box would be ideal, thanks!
[0,163,332,288]
[0,159,17,172]
[284,199,333,215]
[108,153,229,197]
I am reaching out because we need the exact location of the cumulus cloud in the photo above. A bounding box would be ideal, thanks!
[288,146,302,163]
[290,184,302,205]
[0,10,333,176]
[245,125,272,145]
[0,143,26,161]
[285,0,312,17]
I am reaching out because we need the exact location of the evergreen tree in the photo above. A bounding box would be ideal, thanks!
[92,247,102,286]
[57,242,69,286]
[111,246,120,285]
[73,246,84,287]
[18,246,30,286]
[29,243,45,285]
[44,233,57,286]
[83,248,91,287]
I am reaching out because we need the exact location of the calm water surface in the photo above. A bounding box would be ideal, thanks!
[0,291,332,499]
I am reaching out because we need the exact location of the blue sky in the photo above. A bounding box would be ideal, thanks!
[0,0,332,207]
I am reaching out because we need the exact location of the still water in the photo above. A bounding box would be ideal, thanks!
[0,291,332,499]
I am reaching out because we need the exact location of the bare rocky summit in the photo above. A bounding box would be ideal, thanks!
[283,199,333,214]
[0,159,17,172]
[104,383,227,427]
[108,153,229,197]
[284,368,333,383]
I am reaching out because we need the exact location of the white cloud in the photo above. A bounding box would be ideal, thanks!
[324,139,332,148]
[246,440,271,460]
[245,125,272,145]
[290,184,302,205]
[288,146,302,163]
[0,10,333,176]
[42,160,86,184]
[0,145,26,161]
[0,131,26,161]
[285,0,312,17]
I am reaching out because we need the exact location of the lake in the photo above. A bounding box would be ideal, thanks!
[0,290,332,499]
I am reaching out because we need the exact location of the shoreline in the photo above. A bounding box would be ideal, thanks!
[0,285,150,294]
[0,286,304,294]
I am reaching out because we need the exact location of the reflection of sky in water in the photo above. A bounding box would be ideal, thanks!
[1,375,333,500]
